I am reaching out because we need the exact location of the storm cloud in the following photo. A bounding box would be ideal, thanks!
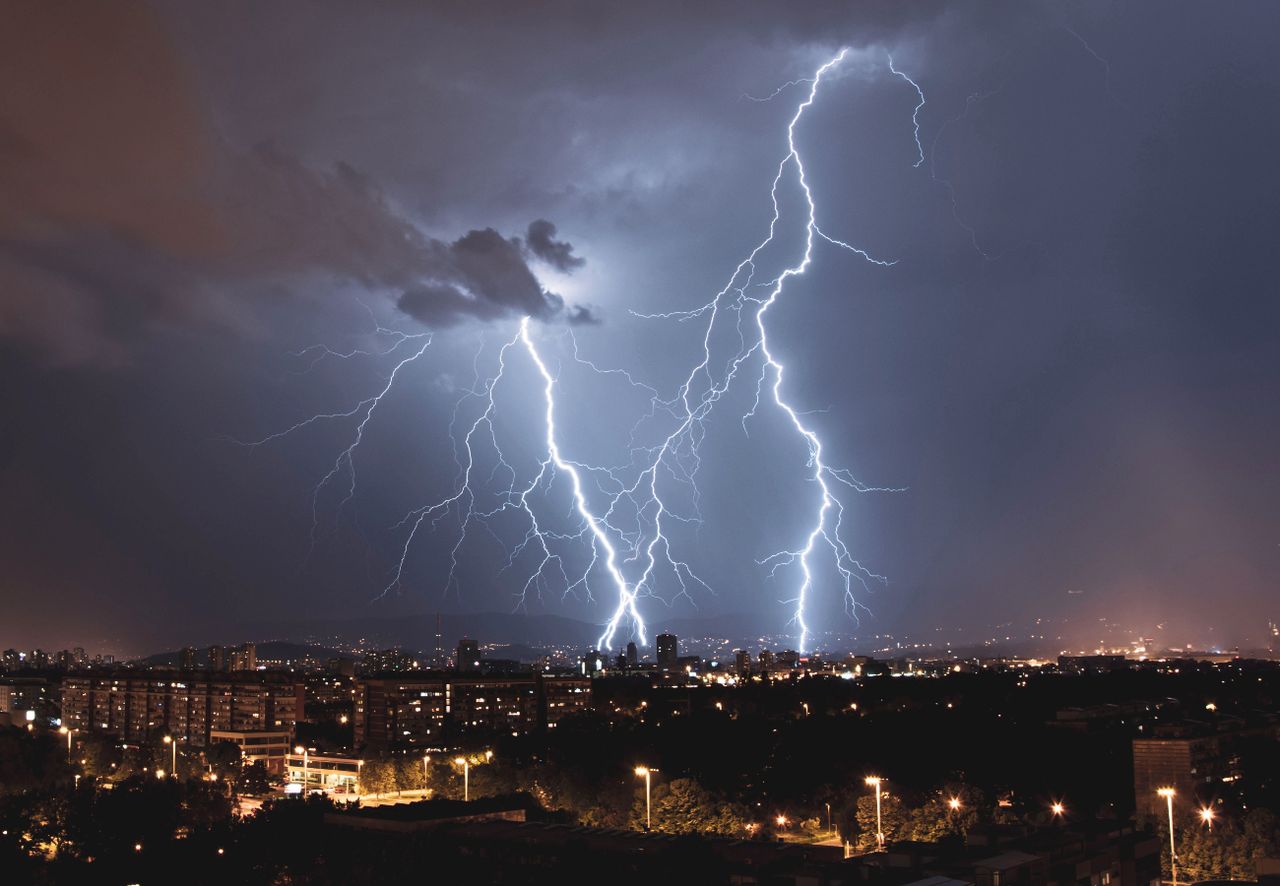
[0,2,585,364]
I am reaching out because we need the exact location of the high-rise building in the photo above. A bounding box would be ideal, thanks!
[61,670,303,747]
[734,649,751,675]
[354,673,589,750]
[626,642,638,667]
[656,633,678,671]
[456,639,481,673]
[229,643,257,672]
[208,645,227,672]
[179,647,197,670]
[363,648,414,673]
[580,650,604,675]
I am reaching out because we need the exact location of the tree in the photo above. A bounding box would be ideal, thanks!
[1175,808,1280,882]
[359,758,396,797]
[0,728,70,794]
[854,790,906,851]
[629,777,753,837]
[901,785,984,843]
[394,757,425,795]
[237,761,272,796]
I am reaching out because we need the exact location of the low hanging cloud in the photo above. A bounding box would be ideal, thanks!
[396,228,569,327]
[0,1,590,366]
[524,219,585,272]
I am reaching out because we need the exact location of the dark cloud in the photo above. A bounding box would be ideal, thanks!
[394,228,566,327]
[0,2,584,363]
[525,219,585,272]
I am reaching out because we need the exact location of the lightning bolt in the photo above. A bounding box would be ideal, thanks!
[622,47,909,653]
[930,89,1001,260]
[888,53,926,168]
[231,318,433,550]
[238,46,915,655]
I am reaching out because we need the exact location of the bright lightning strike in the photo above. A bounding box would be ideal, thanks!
[239,46,915,654]
[888,53,926,168]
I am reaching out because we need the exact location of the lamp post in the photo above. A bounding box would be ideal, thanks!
[59,726,73,763]
[295,745,309,795]
[635,766,656,831]
[163,735,176,777]
[1157,787,1177,886]
[455,757,470,802]
[865,776,884,849]
[423,754,430,791]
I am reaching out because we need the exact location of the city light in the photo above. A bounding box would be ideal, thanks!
[948,797,962,811]
[865,776,885,849]
[1200,807,1215,829]
[635,766,657,831]
[1157,788,1178,886]
[775,814,789,827]
[1051,802,1065,817]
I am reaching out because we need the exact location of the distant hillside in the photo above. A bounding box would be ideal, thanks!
[238,610,771,653]
[139,640,349,667]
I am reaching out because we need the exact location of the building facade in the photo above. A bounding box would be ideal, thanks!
[354,672,590,750]
[61,670,303,747]
[209,728,292,774]
[656,634,678,671]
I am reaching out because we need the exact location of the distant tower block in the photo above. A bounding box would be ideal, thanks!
[656,633,678,671]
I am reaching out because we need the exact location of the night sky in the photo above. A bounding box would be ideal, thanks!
[2,1,1278,654]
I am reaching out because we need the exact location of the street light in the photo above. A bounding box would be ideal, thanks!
[635,766,657,831]
[163,735,176,776]
[948,797,962,812]
[455,757,470,801]
[59,726,73,763]
[865,776,885,849]
[423,754,431,790]
[1157,787,1177,886]
[1051,801,1065,818]
[295,745,308,795]
[1199,807,1214,830]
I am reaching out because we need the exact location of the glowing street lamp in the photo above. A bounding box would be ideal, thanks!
[455,757,470,801]
[635,766,657,831]
[1157,787,1177,886]
[163,735,176,776]
[1199,807,1215,830]
[1051,801,1065,818]
[865,776,885,849]
[948,796,962,812]
[295,745,309,794]
[59,726,73,762]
